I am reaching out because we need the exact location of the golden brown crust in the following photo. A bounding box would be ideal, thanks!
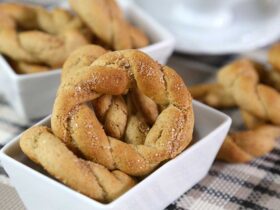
[131,87,159,125]
[92,95,113,122]
[217,136,253,163]
[240,110,267,129]
[0,3,37,30]
[0,1,149,74]
[17,30,88,68]
[189,83,236,108]
[0,29,37,63]
[0,13,16,30]
[189,54,280,163]
[62,44,108,80]
[217,125,279,163]
[103,96,128,139]
[0,3,89,69]
[218,59,280,125]
[0,31,88,67]
[0,3,85,32]
[20,126,136,202]
[69,0,149,50]
[125,114,149,145]
[216,59,280,162]
[51,47,194,176]
[20,46,193,202]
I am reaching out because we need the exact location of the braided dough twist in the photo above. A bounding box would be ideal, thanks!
[51,45,194,176]
[217,59,280,125]
[0,3,89,68]
[216,59,280,162]
[0,3,85,33]
[189,83,236,108]
[20,45,194,201]
[69,0,149,50]
[20,126,136,202]
[217,125,280,163]
[189,56,280,163]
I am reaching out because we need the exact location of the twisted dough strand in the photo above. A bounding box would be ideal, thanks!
[51,46,194,176]
[20,126,135,203]
[217,125,280,163]
[93,95,128,139]
[69,0,149,50]
[189,83,236,108]
[0,30,88,67]
[20,45,193,201]
[0,3,89,67]
[0,3,85,33]
[217,59,280,125]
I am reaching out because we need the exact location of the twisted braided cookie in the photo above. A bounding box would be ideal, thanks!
[52,46,194,176]
[20,45,194,201]
[191,59,280,126]
[0,3,85,33]
[189,83,236,108]
[0,30,89,68]
[217,125,280,163]
[20,126,136,202]
[0,3,89,70]
[69,0,149,50]
[190,56,280,163]
[218,59,280,125]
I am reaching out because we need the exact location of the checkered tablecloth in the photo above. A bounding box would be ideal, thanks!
[1,54,280,210]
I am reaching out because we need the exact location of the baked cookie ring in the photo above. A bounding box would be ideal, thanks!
[51,45,194,176]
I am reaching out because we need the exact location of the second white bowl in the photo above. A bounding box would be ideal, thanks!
[0,1,175,122]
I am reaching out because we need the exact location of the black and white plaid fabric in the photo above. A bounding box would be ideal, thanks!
[168,145,280,210]
[1,54,280,210]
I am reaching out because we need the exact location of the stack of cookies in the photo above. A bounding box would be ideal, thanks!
[0,0,149,74]
[190,43,280,163]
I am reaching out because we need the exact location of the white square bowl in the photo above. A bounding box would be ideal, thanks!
[0,101,231,210]
[0,1,175,122]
